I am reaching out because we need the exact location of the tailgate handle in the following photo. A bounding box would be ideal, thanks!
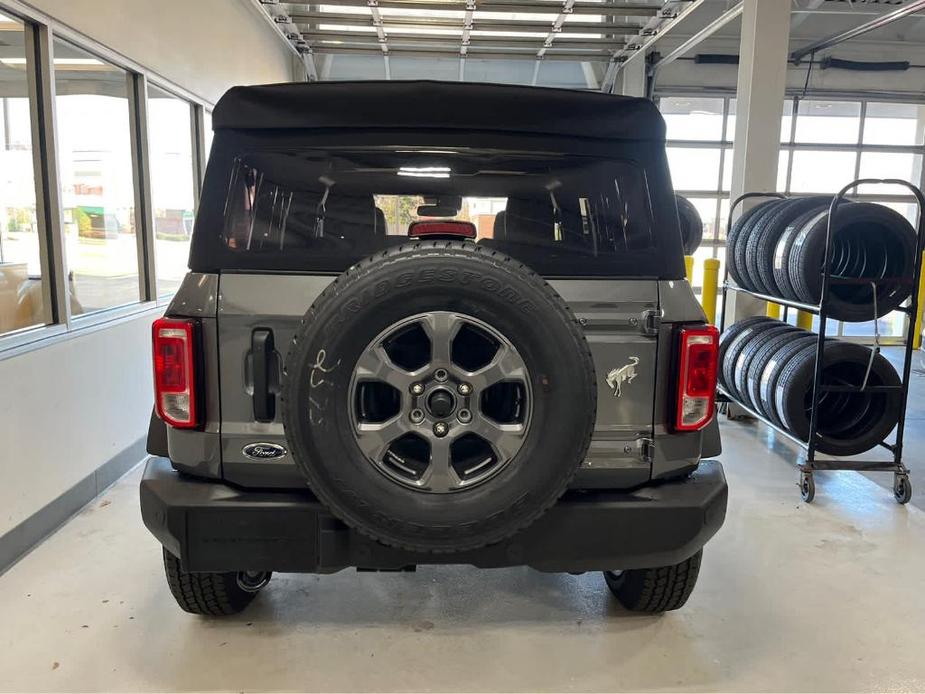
[252,329,276,422]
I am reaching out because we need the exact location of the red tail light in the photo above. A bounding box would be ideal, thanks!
[673,324,719,432]
[152,318,199,429]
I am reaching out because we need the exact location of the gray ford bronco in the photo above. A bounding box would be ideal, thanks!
[141,80,727,616]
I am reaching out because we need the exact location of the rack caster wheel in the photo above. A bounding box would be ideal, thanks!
[800,473,815,503]
[893,474,912,505]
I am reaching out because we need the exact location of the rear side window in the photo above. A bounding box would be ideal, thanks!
[221,148,656,275]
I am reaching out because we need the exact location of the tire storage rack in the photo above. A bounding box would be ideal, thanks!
[718,179,925,504]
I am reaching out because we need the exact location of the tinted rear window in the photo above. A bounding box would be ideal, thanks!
[219,147,657,276]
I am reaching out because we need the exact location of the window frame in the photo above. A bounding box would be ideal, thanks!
[0,0,215,358]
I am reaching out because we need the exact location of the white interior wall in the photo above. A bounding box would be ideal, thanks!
[22,0,300,104]
[0,0,296,539]
[0,314,153,537]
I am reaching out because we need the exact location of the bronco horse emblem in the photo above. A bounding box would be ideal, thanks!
[606,357,640,397]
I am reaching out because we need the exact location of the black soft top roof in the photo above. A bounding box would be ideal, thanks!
[212,80,665,142]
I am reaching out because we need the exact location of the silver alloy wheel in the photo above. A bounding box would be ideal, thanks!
[349,311,532,493]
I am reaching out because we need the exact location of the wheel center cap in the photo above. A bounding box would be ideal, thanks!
[427,388,456,418]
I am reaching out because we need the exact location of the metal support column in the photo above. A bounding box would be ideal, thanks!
[725,0,791,325]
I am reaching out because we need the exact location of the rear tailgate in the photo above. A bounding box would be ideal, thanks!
[216,273,660,490]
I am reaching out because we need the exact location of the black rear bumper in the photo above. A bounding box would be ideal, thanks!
[140,457,727,573]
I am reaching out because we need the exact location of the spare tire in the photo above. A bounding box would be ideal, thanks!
[280,242,596,553]
[788,202,916,321]
[676,195,704,254]
[774,341,901,456]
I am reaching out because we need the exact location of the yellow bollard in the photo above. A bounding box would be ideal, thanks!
[796,311,813,330]
[684,255,694,284]
[914,250,925,350]
[766,302,782,319]
[702,258,720,325]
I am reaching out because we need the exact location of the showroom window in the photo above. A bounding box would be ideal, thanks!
[54,38,140,316]
[0,11,213,355]
[147,84,196,297]
[0,13,47,337]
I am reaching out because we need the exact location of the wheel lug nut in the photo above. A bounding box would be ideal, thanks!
[433,422,449,437]
[457,409,472,424]
[434,369,448,382]
[458,383,472,396]
[410,409,425,424]
[411,382,425,395]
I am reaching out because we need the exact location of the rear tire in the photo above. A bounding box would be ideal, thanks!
[162,549,271,616]
[604,550,702,613]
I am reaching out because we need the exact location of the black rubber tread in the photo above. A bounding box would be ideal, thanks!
[757,336,819,427]
[732,200,788,291]
[772,207,827,302]
[162,549,265,616]
[605,549,702,613]
[743,327,804,414]
[731,325,797,405]
[747,196,833,296]
[726,200,779,289]
[718,316,777,388]
[788,202,917,322]
[676,194,704,254]
[720,318,788,395]
[280,241,596,553]
[774,341,902,456]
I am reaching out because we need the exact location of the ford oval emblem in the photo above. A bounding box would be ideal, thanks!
[242,442,288,460]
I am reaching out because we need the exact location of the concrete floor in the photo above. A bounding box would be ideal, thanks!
[2,420,925,692]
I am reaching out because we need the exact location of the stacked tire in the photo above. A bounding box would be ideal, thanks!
[727,197,917,321]
[719,317,902,456]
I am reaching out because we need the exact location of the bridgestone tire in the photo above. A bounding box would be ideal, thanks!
[718,316,777,389]
[774,341,902,456]
[772,208,827,301]
[280,242,596,553]
[731,324,798,405]
[732,200,788,291]
[727,200,779,289]
[757,337,819,427]
[720,317,785,395]
[788,203,917,322]
[676,195,704,254]
[162,549,269,616]
[747,196,833,296]
[604,550,702,613]
[743,328,805,415]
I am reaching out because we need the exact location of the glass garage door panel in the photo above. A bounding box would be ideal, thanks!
[795,100,861,144]
[863,103,924,146]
